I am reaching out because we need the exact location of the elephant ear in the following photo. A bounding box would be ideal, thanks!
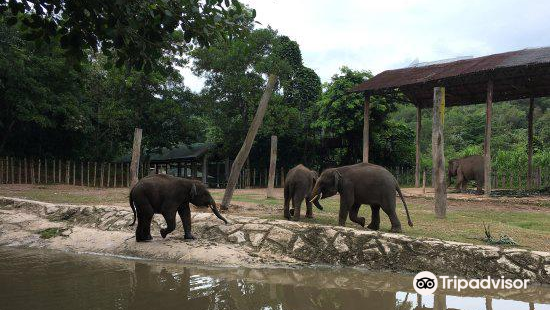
[190,183,197,199]
[334,170,342,192]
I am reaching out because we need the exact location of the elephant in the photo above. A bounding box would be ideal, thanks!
[129,174,227,242]
[448,155,484,194]
[283,164,323,221]
[309,163,413,233]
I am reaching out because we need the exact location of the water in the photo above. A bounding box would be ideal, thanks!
[0,247,548,310]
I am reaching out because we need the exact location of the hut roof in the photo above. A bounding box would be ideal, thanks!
[350,47,550,108]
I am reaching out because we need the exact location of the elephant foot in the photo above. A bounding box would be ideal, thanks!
[357,217,366,227]
[367,223,379,231]
[184,233,195,240]
[289,209,295,216]
[390,226,403,233]
[136,235,153,242]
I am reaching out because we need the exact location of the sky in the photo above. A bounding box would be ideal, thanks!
[182,0,550,92]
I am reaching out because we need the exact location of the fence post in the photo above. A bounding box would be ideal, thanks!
[66,160,70,184]
[87,162,90,187]
[107,163,111,187]
[18,159,21,184]
[422,169,426,194]
[114,163,117,187]
[58,159,61,184]
[0,157,3,184]
[93,162,97,187]
[11,157,14,184]
[80,162,83,186]
[30,159,35,184]
[23,157,27,184]
[100,163,105,187]
[38,159,41,184]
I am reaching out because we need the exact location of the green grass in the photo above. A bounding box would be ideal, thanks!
[38,227,63,239]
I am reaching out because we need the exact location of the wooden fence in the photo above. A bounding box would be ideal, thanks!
[0,157,151,187]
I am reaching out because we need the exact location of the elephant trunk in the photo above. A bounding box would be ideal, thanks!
[209,199,228,224]
[309,185,321,203]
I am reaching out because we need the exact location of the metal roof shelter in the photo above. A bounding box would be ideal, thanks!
[350,47,550,217]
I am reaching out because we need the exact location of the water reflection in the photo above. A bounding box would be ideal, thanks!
[0,247,548,310]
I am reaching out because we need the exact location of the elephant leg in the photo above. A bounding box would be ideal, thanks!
[305,199,313,218]
[338,195,353,227]
[381,201,402,233]
[348,203,365,227]
[135,202,154,242]
[292,191,306,221]
[160,209,177,239]
[177,203,194,240]
[457,168,465,192]
[367,204,380,230]
[283,184,291,220]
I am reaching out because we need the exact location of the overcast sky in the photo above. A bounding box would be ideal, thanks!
[182,0,550,92]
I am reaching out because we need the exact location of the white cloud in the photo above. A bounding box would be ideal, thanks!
[182,0,550,91]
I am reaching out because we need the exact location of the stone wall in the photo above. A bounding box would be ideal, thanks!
[1,197,549,284]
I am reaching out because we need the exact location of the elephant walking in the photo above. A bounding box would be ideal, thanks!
[448,155,484,194]
[129,174,227,242]
[310,163,413,233]
[283,164,323,221]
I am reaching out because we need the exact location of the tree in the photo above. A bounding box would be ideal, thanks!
[313,66,414,168]
[1,0,254,70]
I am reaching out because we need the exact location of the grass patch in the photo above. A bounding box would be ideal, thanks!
[38,227,63,239]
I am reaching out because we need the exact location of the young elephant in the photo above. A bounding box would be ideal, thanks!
[448,155,484,194]
[310,163,413,233]
[283,164,323,220]
[129,174,227,242]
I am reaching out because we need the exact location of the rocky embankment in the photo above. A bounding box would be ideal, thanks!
[0,196,549,284]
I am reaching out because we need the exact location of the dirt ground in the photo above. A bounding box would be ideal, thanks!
[0,184,549,251]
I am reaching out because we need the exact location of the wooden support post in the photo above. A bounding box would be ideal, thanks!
[434,294,446,310]
[192,162,197,179]
[11,157,14,184]
[415,105,422,187]
[527,97,534,188]
[114,163,117,187]
[432,86,447,218]
[52,159,55,183]
[93,162,97,187]
[484,80,493,196]
[202,156,208,185]
[18,159,21,184]
[72,161,76,185]
[30,159,34,184]
[1,158,5,184]
[127,163,130,186]
[281,167,285,188]
[120,163,124,186]
[130,128,143,187]
[80,162,83,186]
[24,158,27,184]
[58,159,61,183]
[363,93,370,163]
[267,135,278,198]
[100,163,104,187]
[87,162,90,186]
[107,163,111,187]
[38,159,41,184]
[66,160,70,184]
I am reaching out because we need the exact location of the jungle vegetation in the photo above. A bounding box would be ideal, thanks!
[1,3,548,176]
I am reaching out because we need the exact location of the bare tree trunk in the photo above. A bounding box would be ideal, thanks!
[221,74,278,209]
[130,128,143,187]
[266,135,278,198]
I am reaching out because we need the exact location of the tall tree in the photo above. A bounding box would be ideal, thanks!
[2,0,254,70]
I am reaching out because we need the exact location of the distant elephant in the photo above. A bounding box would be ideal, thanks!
[129,174,227,242]
[310,163,413,233]
[448,155,484,194]
[283,164,323,221]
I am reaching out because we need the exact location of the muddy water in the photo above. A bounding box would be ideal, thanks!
[0,247,548,310]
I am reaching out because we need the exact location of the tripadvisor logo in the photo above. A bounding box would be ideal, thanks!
[413,271,530,295]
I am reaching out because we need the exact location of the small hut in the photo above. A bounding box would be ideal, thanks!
[350,47,550,217]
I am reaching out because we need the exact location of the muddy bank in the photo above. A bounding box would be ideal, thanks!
[0,196,549,284]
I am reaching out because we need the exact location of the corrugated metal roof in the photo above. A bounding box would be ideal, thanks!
[350,47,550,95]
[118,143,213,163]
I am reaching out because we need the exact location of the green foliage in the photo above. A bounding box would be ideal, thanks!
[38,227,63,239]
[313,66,415,168]
[1,0,254,70]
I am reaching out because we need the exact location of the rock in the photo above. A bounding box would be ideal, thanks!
[267,227,293,247]
[60,229,72,237]
[249,232,265,247]
[228,231,246,244]
[242,223,271,232]
[292,237,306,253]
[333,234,349,253]
[217,224,243,235]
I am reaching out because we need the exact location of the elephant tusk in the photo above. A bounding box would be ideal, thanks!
[309,194,319,203]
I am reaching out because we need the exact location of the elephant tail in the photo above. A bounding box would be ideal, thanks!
[128,189,136,226]
[396,185,413,227]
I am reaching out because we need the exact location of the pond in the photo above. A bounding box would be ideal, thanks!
[0,247,548,310]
